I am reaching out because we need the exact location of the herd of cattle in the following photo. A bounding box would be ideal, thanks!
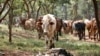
[15,14,99,49]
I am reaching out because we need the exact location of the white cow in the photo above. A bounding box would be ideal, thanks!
[41,14,56,49]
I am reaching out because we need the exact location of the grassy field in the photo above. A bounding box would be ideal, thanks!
[0,24,100,56]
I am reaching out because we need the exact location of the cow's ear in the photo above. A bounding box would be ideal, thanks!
[50,22,54,25]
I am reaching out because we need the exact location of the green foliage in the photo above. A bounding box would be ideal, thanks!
[0,0,4,3]
[0,0,95,20]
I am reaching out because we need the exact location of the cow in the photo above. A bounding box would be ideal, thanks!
[72,20,86,40]
[35,17,62,41]
[20,17,35,30]
[89,18,98,41]
[35,16,43,39]
[84,18,99,41]
[84,19,92,39]
[62,20,73,34]
[54,18,63,41]
[41,14,57,49]
[25,18,35,30]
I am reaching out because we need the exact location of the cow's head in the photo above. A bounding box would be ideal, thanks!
[35,16,43,30]
[41,14,56,35]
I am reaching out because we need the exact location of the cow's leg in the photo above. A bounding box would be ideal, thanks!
[78,32,82,40]
[80,32,83,40]
[83,31,86,40]
[54,31,59,41]
[81,32,83,40]
[38,32,41,39]
[59,30,62,36]
[97,32,99,41]
[97,33,100,41]
[56,32,59,41]
[71,28,73,34]
[49,38,55,49]
[74,30,78,36]
[88,29,91,39]
[94,35,96,41]
[45,36,49,49]
[94,31,97,41]
[88,31,91,39]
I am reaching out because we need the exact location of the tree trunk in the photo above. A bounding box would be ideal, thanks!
[0,0,12,23]
[0,6,11,23]
[28,0,36,18]
[92,0,100,40]
[63,4,67,19]
[8,0,13,43]
[0,0,10,15]
[35,6,41,20]
[87,1,90,19]
[72,1,78,20]
[23,0,30,18]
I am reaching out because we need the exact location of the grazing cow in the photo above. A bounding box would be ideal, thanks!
[20,17,35,30]
[54,18,63,41]
[41,14,56,49]
[62,20,73,34]
[72,20,85,40]
[35,16,43,39]
[25,18,35,30]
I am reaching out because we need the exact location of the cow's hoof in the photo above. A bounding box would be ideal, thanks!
[98,39,100,41]
[38,37,41,39]
[49,44,55,49]
[94,39,96,41]
[56,38,59,41]
[84,38,86,40]
[79,38,82,40]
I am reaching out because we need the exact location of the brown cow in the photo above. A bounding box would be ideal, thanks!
[20,17,35,30]
[35,16,43,39]
[84,19,92,39]
[84,18,98,41]
[54,18,63,41]
[89,18,98,41]
[62,20,73,34]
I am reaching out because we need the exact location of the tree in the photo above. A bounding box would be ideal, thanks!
[0,0,10,23]
[92,0,100,40]
[23,0,31,18]
[8,0,13,43]
[0,0,10,15]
